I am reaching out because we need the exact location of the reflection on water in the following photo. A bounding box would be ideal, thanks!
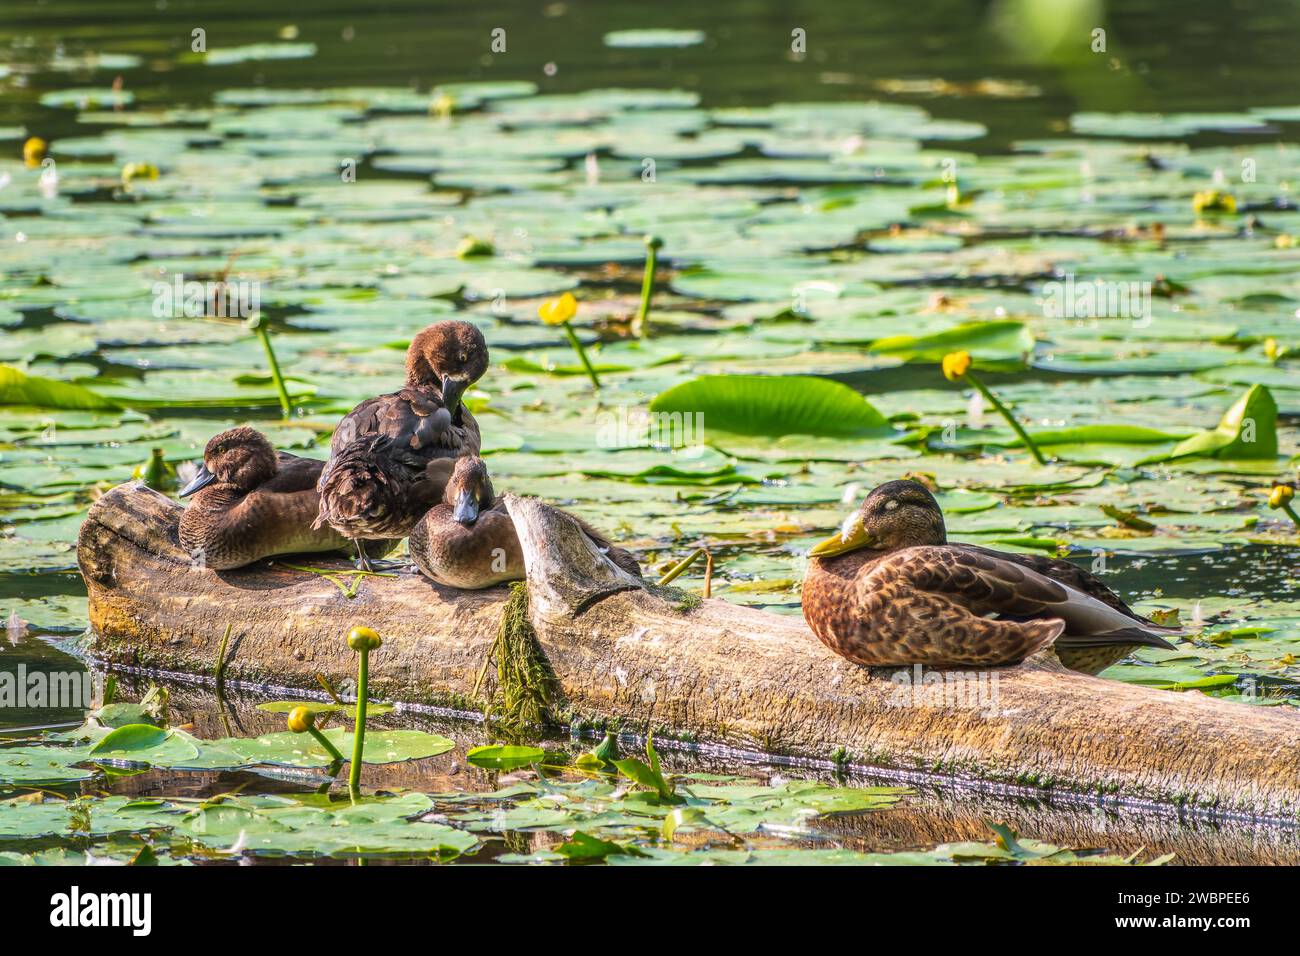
[4,0,1300,150]
[1,662,1297,864]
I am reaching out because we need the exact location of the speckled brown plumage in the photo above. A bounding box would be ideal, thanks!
[316,321,487,547]
[178,427,394,570]
[410,456,642,589]
[802,479,1180,673]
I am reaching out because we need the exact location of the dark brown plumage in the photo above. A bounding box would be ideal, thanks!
[409,456,642,589]
[802,479,1180,673]
[178,427,392,570]
[315,320,488,564]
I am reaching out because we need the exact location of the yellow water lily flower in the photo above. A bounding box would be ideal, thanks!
[121,161,159,184]
[22,136,46,168]
[1192,189,1236,215]
[455,236,494,259]
[431,91,454,119]
[1269,484,1295,509]
[941,350,972,382]
[286,706,314,733]
[539,291,578,327]
[347,625,383,652]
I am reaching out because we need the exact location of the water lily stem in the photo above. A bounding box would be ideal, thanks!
[252,319,293,419]
[636,237,661,337]
[213,623,233,696]
[656,547,714,597]
[349,648,370,803]
[561,320,601,390]
[1280,501,1300,529]
[965,371,1047,466]
[309,725,345,764]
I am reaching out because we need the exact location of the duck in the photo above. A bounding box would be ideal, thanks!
[315,320,489,568]
[801,479,1180,674]
[409,455,642,589]
[177,427,393,570]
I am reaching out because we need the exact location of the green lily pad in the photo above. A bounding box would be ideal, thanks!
[466,745,547,770]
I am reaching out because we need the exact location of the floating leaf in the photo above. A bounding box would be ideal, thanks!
[650,374,892,438]
[88,723,169,755]
[0,366,122,410]
[1142,385,1278,463]
[466,744,546,770]
[603,30,706,48]
[870,320,1035,366]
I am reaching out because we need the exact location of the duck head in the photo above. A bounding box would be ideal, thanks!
[809,479,947,557]
[445,455,495,526]
[179,427,277,497]
[405,320,489,420]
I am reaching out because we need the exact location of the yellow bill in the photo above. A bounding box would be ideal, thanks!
[808,513,875,557]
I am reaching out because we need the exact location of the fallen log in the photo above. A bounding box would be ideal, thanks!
[79,481,1300,818]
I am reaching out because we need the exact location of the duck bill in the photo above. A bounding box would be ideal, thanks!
[452,489,479,525]
[178,464,216,498]
[808,516,874,557]
[440,374,468,414]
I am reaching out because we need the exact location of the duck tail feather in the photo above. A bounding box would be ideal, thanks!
[1056,627,1179,651]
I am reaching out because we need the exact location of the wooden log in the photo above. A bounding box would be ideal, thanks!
[79,481,1300,818]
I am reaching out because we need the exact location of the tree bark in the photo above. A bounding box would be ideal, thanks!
[79,481,1300,818]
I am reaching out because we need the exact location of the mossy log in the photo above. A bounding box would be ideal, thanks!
[79,481,1300,819]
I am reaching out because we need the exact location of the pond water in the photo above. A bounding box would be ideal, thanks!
[1,0,1298,864]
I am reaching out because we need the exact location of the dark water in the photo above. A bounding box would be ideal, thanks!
[4,0,1300,151]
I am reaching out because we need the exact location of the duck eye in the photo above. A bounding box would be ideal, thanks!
[458,352,468,364]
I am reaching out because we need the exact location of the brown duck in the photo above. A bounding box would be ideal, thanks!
[801,479,1180,674]
[178,427,391,570]
[315,320,488,567]
[409,456,642,589]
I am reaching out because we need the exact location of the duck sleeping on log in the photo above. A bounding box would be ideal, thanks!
[802,479,1182,674]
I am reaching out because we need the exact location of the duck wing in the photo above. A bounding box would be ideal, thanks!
[958,543,1162,625]
[265,452,324,494]
[320,388,479,493]
[878,545,1179,651]
[571,514,643,579]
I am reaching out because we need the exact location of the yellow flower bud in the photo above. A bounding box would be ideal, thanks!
[347,626,382,652]
[431,92,454,119]
[538,291,578,326]
[22,137,46,168]
[121,161,159,184]
[941,350,972,382]
[287,706,315,733]
[1269,484,1295,509]
[455,236,494,259]
[1192,190,1237,215]
[1264,338,1280,363]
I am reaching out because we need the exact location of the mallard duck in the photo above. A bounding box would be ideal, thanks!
[801,479,1180,674]
[178,427,392,570]
[315,320,488,567]
[409,456,642,589]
